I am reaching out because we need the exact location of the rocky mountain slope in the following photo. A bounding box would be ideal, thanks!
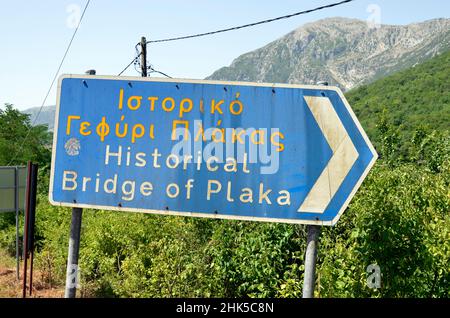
[23,106,56,130]
[207,17,450,90]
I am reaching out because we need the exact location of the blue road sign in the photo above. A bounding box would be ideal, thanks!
[49,75,377,225]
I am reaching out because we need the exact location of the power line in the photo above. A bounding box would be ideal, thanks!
[118,53,141,76]
[146,0,355,44]
[149,67,172,78]
[118,43,143,76]
[7,0,91,166]
[118,0,355,77]
[131,46,172,78]
[121,46,173,78]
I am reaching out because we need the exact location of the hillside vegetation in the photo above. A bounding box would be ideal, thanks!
[346,49,450,158]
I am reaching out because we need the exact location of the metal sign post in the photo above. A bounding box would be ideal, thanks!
[22,161,38,298]
[64,207,82,298]
[302,224,320,298]
[63,69,95,298]
[302,81,328,298]
[22,163,31,298]
[0,166,26,281]
[14,167,20,280]
[27,164,38,297]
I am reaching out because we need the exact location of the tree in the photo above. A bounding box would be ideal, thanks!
[0,103,52,167]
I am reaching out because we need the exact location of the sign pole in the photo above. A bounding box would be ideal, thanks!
[14,167,19,280]
[302,225,321,298]
[27,163,38,296]
[63,69,96,298]
[302,81,328,299]
[64,207,83,298]
[21,163,38,297]
[22,162,32,297]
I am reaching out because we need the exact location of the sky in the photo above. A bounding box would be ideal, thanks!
[0,0,449,110]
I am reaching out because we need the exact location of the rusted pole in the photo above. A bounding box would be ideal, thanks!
[22,162,32,298]
[27,163,38,296]
[29,249,34,296]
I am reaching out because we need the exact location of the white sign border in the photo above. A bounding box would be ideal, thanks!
[49,74,378,226]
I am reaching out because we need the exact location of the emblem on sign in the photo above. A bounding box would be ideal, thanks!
[64,138,80,156]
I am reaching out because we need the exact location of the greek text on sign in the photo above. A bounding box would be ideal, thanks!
[49,75,377,225]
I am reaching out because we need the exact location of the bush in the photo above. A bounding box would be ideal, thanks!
[318,162,450,298]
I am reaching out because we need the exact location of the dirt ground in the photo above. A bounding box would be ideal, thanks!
[0,250,64,298]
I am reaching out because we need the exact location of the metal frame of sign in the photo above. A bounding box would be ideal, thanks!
[0,165,26,281]
[0,166,26,213]
[49,74,377,226]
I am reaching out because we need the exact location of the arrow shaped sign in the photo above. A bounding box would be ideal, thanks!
[298,96,359,213]
[50,76,378,226]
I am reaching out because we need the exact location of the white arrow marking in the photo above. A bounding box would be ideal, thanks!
[298,96,359,213]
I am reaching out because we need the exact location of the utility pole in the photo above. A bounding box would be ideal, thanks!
[302,80,328,299]
[64,69,95,298]
[140,36,147,77]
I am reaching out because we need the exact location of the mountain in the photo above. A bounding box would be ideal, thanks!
[23,18,450,131]
[207,17,450,90]
[23,105,56,131]
[24,49,449,141]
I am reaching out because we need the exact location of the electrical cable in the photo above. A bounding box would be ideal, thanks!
[117,53,141,76]
[7,0,91,166]
[149,68,172,78]
[146,0,355,44]
[118,0,355,77]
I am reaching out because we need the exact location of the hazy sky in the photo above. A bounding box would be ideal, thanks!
[0,0,449,110]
